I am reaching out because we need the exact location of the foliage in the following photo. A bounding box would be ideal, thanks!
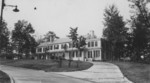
[0,20,10,54]
[103,5,127,60]
[128,0,150,62]
[76,36,86,67]
[76,36,86,51]
[67,27,78,67]
[12,20,38,58]
[0,70,11,83]
[43,31,59,42]
[68,27,78,47]
[68,27,86,67]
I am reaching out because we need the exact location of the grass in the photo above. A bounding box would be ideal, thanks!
[110,61,150,83]
[0,59,93,72]
[0,70,10,83]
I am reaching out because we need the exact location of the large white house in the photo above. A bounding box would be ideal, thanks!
[36,31,102,61]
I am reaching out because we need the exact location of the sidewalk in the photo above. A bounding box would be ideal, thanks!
[55,62,133,83]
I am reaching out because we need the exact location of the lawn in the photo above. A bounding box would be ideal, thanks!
[0,70,10,83]
[0,59,93,72]
[110,61,150,83]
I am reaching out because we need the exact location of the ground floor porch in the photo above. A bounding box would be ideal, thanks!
[36,49,101,61]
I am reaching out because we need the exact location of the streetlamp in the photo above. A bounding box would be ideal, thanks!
[1,0,19,21]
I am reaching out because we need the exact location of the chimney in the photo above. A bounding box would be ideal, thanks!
[90,30,94,38]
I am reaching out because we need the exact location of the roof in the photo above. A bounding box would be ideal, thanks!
[38,38,100,47]
[38,38,71,47]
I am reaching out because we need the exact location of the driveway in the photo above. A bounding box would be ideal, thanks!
[0,65,92,83]
[0,62,133,83]
[56,62,133,83]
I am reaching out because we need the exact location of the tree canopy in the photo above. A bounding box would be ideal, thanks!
[0,20,10,53]
[127,0,150,61]
[12,20,38,57]
[103,5,127,60]
[43,31,59,42]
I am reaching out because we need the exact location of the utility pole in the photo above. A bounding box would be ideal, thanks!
[1,0,5,21]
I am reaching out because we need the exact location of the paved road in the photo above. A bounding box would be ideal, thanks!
[0,65,92,83]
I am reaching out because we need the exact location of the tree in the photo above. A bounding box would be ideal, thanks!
[128,0,150,61]
[103,5,127,60]
[12,20,38,58]
[67,27,78,67]
[76,36,86,68]
[58,43,68,67]
[0,20,10,54]
[44,31,59,42]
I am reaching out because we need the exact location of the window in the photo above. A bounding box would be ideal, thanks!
[54,45,59,50]
[43,47,47,52]
[94,51,96,58]
[91,42,94,47]
[94,50,100,57]
[95,41,98,47]
[62,43,68,49]
[97,50,100,57]
[68,51,75,57]
[88,51,92,58]
[47,46,49,50]
[61,44,64,49]
[79,52,82,57]
[88,42,90,47]
[88,51,90,58]
[49,45,53,50]
[69,52,72,58]
[71,52,74,57]
[74,51,76,57]
[37,48,42,52]
[76,51,79,57]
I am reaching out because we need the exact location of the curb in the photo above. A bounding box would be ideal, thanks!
[0,65,15,83]
[0,70,16,83]
[8,74,16,83]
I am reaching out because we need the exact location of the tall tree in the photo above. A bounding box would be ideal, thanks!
[67,27,78,67]
[128,0,150,61]
[58,43,68,67]
[0,20,9,54]
[103,5,127,60]
[76,36,86,67]
[12,20,38,58]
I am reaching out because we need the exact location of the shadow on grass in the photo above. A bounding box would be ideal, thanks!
[0,59,93,72]
[0,70,10,83]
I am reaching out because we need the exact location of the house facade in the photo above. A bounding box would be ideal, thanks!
[36,31,102,61]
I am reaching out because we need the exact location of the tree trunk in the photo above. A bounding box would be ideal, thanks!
[77,50,80,68]
[68,48,73,68]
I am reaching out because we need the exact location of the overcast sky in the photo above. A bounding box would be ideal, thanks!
[1,0,131,38]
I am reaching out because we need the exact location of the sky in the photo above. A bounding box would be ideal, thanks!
[0,0,131,38]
